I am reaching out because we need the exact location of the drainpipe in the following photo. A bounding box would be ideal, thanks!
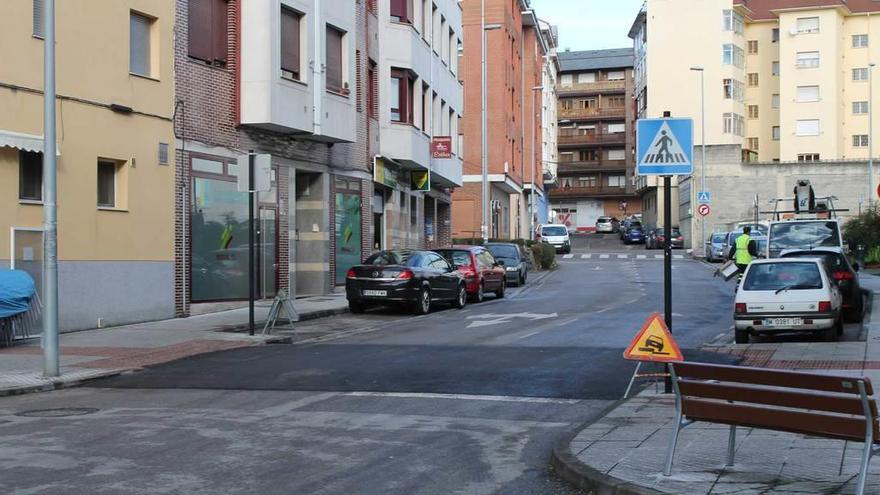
[312,0,323,136]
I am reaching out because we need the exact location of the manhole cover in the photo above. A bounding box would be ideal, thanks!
[15,408,99,418]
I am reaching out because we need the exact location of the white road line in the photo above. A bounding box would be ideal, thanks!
[581,254,591,259]
[563,254,574,259]
[342,391,581,405]
[674,254,684,259]
[599,254,610,259]
[654,255,663,259]
[517,331,541,340]
[617,254,628,259]
[637,255,646,259]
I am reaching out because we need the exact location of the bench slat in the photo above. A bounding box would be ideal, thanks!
[682,398,877,443]
[678,380,878,416]
[674,362,872,395]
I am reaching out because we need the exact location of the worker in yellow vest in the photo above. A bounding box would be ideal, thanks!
[729,226,757,284]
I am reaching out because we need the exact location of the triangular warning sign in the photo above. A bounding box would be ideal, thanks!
[640,122,689,166]
[623,313,684,362]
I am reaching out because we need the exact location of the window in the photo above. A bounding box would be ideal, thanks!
[560,74,573,86]
[325,25,345,94]
[19,151,42,201]
[853,67,869,81]
[772,28,779,42]
[747,73,758,86]
[772,126,780,140]
[366,60,378,118]
[390,68,414,123]
[33,0,44,38]
[796,51,819,68]
[748,105,759,119]
[130,12,154,77]
[795,119,820,136]
[854,34,869,48]
[606,96,625,107]
[722,10,743,35]
[578,98,597,109]
[747,137,759,151]
[607,123,625,133]
[722,44,744,68]
[607,70,625,81]
[853,101,869,115]
[578,176,597,187]
[796,17,819,33]
[607,149,626,161]
[421,0,429,38]
[97,160,118,207]
[796,85,819,102]
[747,40,758,54]
[188,0,228,65]
[390,0,411,23]
[798,153,820,162]
[280,7,302,80]
[772,94,780,108]
[579,150,598,161]
[723,78,744,101]
[420,83,428,130]
[577,72,596,83]
[853,135,869,147]
[772,61,779,76]
[607,175,625,187]
[723,112,744,136]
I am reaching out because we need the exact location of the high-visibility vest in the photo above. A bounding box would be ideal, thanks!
[735,234,752,265]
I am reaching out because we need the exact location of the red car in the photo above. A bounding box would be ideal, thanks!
[435,246,506,302]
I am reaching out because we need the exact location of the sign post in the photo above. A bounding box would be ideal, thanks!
[637,113,693,394]
[237,153,272,335]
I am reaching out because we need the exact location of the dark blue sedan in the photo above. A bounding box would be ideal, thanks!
[623,223,645,244]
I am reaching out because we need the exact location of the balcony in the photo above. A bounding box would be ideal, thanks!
[557,160,627,173]
[558,132,626,147]
[558,106,626,120]
[557,80,626,95]
[549,186,629,198]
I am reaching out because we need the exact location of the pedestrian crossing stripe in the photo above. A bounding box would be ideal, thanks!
[558,254,687,261]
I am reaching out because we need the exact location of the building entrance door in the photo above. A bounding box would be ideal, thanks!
[257,207,277,299]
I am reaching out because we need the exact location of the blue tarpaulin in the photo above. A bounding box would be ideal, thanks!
[0,270,36,319]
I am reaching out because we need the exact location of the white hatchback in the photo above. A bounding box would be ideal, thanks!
[733,258,843,344]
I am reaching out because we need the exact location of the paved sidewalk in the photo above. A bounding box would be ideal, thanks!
[554,274,880,494]
[0,292,348,396]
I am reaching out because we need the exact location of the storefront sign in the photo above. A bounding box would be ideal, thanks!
[411,170,430,191]
[431,136,453,158]
[373,158,401,189]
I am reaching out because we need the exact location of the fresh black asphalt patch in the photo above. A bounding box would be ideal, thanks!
[90,345,738,400]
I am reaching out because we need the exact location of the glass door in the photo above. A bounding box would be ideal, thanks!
[258,207,277,299]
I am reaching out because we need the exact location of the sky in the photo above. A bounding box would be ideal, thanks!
[530,0,645,52]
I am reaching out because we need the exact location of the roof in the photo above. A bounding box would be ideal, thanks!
[558,48,633,72]
[736,0,880,20]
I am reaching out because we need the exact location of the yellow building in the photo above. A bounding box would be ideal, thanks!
[0,0,176,331]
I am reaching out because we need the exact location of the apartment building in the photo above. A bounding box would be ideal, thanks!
[538,22,560,226]
[0,0,176,331]
[549,49,639,232]
[453,0,553,241]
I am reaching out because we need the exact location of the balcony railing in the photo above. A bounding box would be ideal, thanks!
[558,132,626,146]
[550,185,628,198]
[558,106,626,120]
[557,160,627,173]
[557,80,626,94]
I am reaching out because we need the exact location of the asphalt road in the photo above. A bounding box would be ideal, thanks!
[0,234,745,495]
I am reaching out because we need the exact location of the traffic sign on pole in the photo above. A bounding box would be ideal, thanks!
[698,204,711,216]
[697,191,711,205]
[636,118,694,176]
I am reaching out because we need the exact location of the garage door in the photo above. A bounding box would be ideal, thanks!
[576,200,604,231]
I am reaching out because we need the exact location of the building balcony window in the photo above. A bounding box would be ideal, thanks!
[557,106,625,120]
[556,79,626,95]
[558,132,626,146]
[549,185,628,198]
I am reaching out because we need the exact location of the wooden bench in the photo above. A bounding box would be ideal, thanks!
[665,361,880,495]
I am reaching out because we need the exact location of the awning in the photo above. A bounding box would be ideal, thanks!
[0,130,60,156]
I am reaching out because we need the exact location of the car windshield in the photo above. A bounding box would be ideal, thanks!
[597,218,611,223]
[711,233,726,243]
[487,245,519,259]
[364,251,411,265]
[435,250,472,267]
[629,223,642,231]
[782,252,845,270]
[769,221,841,254]
[541,226,568,236]
[743,262,823,291]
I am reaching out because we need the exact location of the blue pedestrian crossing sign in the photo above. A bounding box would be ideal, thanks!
[697,191,711,205]
[636,118,694,176]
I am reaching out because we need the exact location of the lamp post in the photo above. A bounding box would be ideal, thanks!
[690,66,706,255]
[481,0,502,242]
[530,85,544,240]
[870,63,875,205]
[43,0,59,377]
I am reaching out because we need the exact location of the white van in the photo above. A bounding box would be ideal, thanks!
[540,224,571,254]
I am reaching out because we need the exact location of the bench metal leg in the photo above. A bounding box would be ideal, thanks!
[726,425,736,467]
[856,381,877,495]
[664,410,683,476]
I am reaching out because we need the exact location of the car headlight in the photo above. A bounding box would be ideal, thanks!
[506,266,517,271]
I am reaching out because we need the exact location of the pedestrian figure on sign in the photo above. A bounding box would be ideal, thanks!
[655,131,673,162]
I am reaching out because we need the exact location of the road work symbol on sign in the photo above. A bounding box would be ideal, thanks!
[623,312,683,362]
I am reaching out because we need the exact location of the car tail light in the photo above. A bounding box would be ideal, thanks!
[818,301,831,312]
[658,236,665,242]
[396,270,414,280]
[676,236,683,241]
[735,303,747,313]
[832,271,854,281]
[461,268,476,280]
[346,268,356,279]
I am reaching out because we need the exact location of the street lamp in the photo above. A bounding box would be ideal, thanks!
[481,0,502,242]
[870,62,875,206]
[530,85,544,240]
[690,66,706,256]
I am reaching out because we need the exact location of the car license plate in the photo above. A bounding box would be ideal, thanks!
[363,290,387,297]
[763,317,803,327]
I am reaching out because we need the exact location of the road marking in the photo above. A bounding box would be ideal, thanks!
[581,254,591,259]
[654,255,663,259]
[563,254,573,259]
[342,391,581,405]
[637,255,646,259]
[617,254,628,259]
[517,331,541,340]
[466,312,558,328]
[674,255,684,259]
[599,254,610,259]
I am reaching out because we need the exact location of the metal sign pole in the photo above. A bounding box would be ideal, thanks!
[42,0,59,377]
[663,174,673,394]
[248,152,255,336]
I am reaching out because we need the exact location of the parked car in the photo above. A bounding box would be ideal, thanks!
[595,216,619,234]
[780,247,863,322]
[645,227,683,249]
[539,224,571,253]
[485,242,528,286]
[345,250,466,315]
[435,246,506,302]
[623,222,645,244]
[619,218,635,240]
[734,258,843,343]
[722,230,768,260]
[705,232,727,262]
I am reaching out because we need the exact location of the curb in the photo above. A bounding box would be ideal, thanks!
[551,398,665,495]
[0,369,123,398]
[220,306,350,334]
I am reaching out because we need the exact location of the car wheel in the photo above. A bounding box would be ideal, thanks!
[844,299,864,323]
[823,324,838,342]
[413,287,431,315]
[471,282,484,303]
[495,280,506,298]
[835,316,845,336]
[349,301,366,314]
[734,329,749,344]
[453,284,467,309]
